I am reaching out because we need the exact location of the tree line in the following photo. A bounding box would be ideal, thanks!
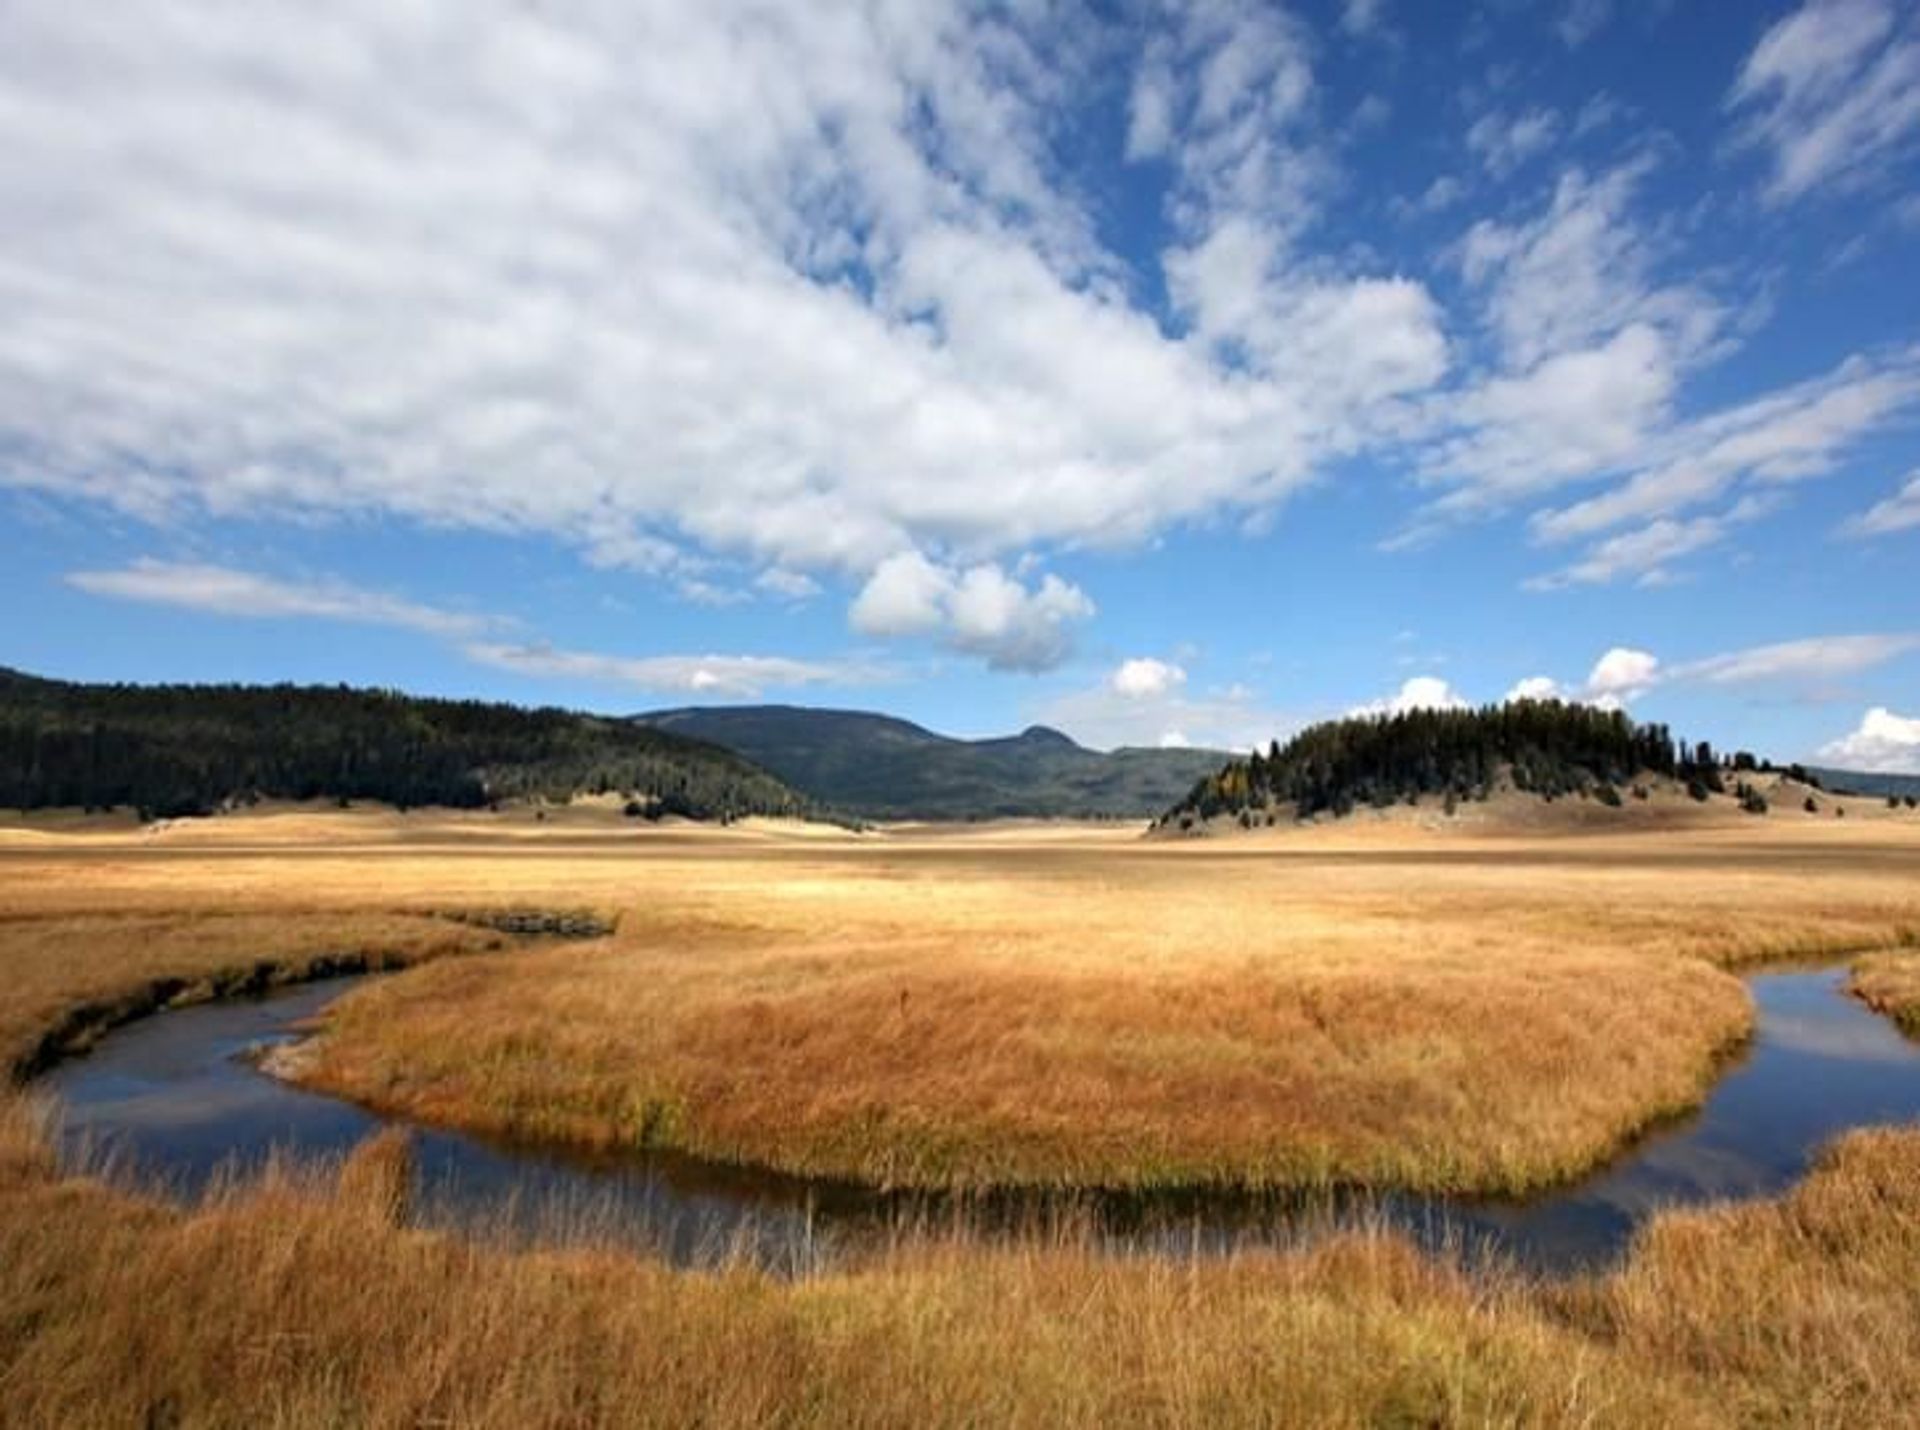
[1158,699,1806,825]
[0,668,811,822]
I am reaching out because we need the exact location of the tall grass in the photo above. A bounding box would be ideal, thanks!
[6,820,1920,1196]
[282,824,1920,1196]
[5,819,1920,1423]
[7,1101,1920,1426]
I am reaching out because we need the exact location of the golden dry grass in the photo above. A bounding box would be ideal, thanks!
[0,907,510,1078]
[8,1092,1920,1427]
[5,814,1920,1425]
[5,814,1920,1196]
[1851,949,1920,1037]
[281,820,1920,1194]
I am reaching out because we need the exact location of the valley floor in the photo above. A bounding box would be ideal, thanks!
[4,811,1920,1424]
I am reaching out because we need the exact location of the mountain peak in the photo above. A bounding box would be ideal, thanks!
[1016,724,1079,749]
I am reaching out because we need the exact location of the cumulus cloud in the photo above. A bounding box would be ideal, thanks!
[1110,658,1188,699]
[1349,675,1468,717]
[1505,676,1564,702]
[2,0,1915,658]
[65,560,492,637]
[1165,218,1449,408]
[1585,647,1661,705]
[1526,635,1918,709]
[462,643,873,699]
[1841,471,1920,536]
[1730,0,1920,203]
[1038,668,1294,753]
[850,553,1093,673]
[0,0,1484,666]
[1818,706,1920,772]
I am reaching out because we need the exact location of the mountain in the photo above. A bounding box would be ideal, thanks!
[1159,700,1725,826]
[0,667,809,822]
[636,705,1227,819]
[1811,767,1920,802]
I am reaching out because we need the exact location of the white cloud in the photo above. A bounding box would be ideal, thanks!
[1730,0,1920,203]
[1432,325,1680,503]
[1675,634,1920,685]
[849,552,952,639]
[1573,92,1626,137]
[1349,675,1468,717]
[1819,706,1920,772]
[850,552,1093,673]
[0,0,1430,662]
[1037,673,1292,754]
[1123,2,1320,227]
[1466,108,1562,178]
[1,0,1914,656]
[1586,647,1661,704]
[1530,353,1920,544]
[1164,217,1449,409]
[1341,0,1387,38]
[65,560,491,637]
[1505,676,1564,702]
[1419,337,1920,584]
[1558,0,1613,49]
[1534,635,1918,709]
[1526,514,1729,589]
[1458,162,1722,374]
[462,642,872,699]
[1841,471,1920,536]
[1111,657,1188,699]
[755,568,821,601]
[1400,175,1466,217]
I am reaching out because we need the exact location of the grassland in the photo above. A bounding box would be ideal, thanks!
[273,816,1920,1194]
[7,809,1920,1196]
[5,809,1920,1425]
[8,1093,1920,1426]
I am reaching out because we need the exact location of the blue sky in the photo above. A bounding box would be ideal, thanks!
[3,0,1919,768]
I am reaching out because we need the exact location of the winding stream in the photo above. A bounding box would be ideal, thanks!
[40,963,1920,1275]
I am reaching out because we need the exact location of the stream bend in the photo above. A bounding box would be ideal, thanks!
[38,963,1920,1275]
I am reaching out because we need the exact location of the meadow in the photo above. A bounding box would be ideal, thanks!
[4,806,1920,1425]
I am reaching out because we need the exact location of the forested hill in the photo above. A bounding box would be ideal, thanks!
[638,704,1226,819]
[0,668,809,821]
[1160,700,1763,826]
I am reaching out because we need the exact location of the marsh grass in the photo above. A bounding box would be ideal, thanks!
[7,821,1920,1198]
[279,825,1920,1196]
[1851,943,1920,1036]
[8,1103,1920,1426]
[6,820,1920,1424]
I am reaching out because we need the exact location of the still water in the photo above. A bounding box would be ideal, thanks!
[41,966,1920,1275]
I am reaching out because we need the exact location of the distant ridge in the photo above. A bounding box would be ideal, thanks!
[637,704,1226,819]
[1811,767,1920,801]
[0,667,809,822]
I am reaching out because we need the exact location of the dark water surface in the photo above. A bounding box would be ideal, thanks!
[41,966,1920,1275]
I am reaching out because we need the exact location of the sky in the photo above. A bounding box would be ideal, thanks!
[2,0,1918,769]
